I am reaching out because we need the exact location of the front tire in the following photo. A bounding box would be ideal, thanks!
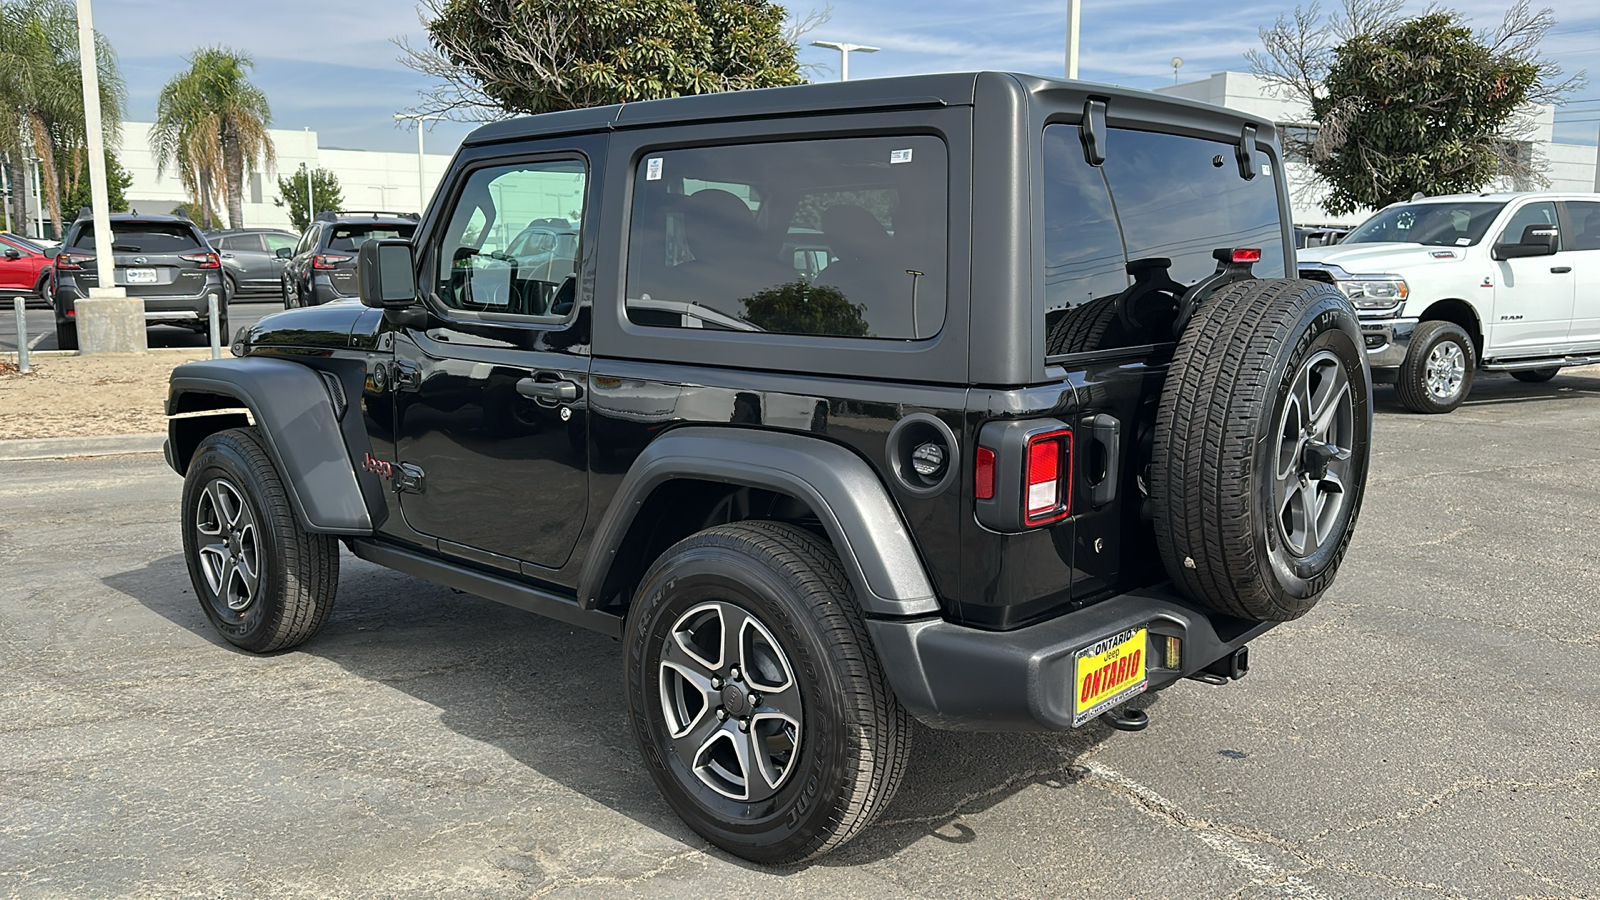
[624,521,911,864]
[1153,278,1372,621]
[1396,320,1475,413]
[181,428,338,652]
[1512,367,1559,383]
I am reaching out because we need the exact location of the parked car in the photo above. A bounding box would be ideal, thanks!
[279,211,418,307]
[1301,191,1600,413]
[204,228,299,301]
[164,72,1371,864]
[0,232,56,307]
[1294,226,1349,249]
[52,212,227,350]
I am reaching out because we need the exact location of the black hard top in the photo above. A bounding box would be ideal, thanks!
[462,72,1275,147]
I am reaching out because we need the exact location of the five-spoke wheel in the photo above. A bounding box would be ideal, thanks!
[194,477,261,620]
[1274,350,1355,558]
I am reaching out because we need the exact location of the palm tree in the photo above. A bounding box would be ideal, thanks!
[151,47,274,230]
[0,0,125,237]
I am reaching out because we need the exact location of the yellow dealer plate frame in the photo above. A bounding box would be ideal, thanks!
[1072,628,1148,726]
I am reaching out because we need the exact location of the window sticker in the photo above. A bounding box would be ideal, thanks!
[890,149,913,164]
[646,158,663,181]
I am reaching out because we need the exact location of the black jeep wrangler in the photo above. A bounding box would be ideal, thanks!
[165,73,1372,864]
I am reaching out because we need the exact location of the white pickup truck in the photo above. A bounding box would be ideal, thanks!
[1299,192,1600,413]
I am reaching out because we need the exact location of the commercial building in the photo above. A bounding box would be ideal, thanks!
[1156,71,1600,227]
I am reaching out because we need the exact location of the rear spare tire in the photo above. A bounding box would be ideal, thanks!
[1152,278,1371,621]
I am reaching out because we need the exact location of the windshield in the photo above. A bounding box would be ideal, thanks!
[1343,202,1506,247]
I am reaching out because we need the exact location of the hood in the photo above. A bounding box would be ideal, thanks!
[1299,242,1468,274]
[242,300,371,353]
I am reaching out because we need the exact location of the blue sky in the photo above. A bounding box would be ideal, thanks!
[98,0,1600,155]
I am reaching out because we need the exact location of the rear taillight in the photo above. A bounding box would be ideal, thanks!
[312,253,353,270]
[1023,430,1072,525]
[974,447,996,500]
[55,253,91,271]
[1231,248,1262,264]
[180,251,221,268]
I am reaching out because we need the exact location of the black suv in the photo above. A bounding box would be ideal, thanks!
[53,212,227,350]
[278,211,418,308]
[164,73,1372,864]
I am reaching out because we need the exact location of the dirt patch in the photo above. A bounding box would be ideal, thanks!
[0,351,212,440]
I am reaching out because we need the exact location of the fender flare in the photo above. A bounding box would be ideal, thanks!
[579,427,940,618]
[167,357,373,535]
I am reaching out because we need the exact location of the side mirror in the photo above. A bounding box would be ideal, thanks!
[2,248,18,261]
[357,238,418,309]
[274,247,293,259]
[1493,224,1558,260]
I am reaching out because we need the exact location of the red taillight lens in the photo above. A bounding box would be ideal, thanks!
[1232,248,1262,263]
[312,253,353,270]
[974,447,996,500]
[1024,430,1072,525]
[55,253,89,271]
[180,251,221,268]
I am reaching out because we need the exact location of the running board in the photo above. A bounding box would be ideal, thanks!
[1484,354,1600,372]
[348,539,623,639]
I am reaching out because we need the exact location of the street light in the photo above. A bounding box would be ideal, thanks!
[809,41,879,82]
[394,113,443,215]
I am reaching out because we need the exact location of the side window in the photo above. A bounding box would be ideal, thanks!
[1500,202,1561,250]
[625,135,948,339]
[296,226,318,255]
[1042,125,1128,354]
[265,233,298,254]
[1567,201,1600,252]
[434,159,586,317]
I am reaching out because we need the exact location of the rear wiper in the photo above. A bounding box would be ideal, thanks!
[112,244,141,252]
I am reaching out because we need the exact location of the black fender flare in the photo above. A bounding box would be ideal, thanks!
[167,357,373,535]
[579,427,940,618]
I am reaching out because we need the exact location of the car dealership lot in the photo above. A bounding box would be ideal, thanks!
[1,371,1597,899]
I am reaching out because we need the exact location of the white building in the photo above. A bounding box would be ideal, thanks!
[1156,71,1600,227]
[116,121,459,232]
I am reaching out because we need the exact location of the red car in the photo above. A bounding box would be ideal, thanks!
[0,232,55,307]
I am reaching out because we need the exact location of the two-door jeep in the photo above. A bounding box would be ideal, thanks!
[165,72,1372,863]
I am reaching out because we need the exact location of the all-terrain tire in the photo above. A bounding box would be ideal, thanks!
[1511,367,1559,383]
[624,521,911,864]
[1152,278,1372,621]
[1395,320,1476,414]
[181,427,339,652]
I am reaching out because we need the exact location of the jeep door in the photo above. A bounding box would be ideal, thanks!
[1561,199,1600,349]
[391,141,598,573]
[1490,200,1576,355]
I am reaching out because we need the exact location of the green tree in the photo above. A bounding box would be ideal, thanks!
[0,0,125,236]
[151,46,274,230]
[740,280,867,336]
[60,149,130,214]
[274,167,344,233]
[1250,0,1582,215]
[398,0,804,119]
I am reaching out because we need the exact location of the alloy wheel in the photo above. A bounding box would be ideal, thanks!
[1274,350,1356,557]
[194,477,262,619]
[1425,340,1467,402]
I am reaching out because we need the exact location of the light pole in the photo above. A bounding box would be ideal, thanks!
[1065,0,1080,79]
[395,113,442,215]
[809,41,879,82]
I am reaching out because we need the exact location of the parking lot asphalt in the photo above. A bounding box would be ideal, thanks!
[2,370,1598,900]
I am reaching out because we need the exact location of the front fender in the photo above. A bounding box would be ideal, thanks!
[167,357,373,535]
[579,427,940,618]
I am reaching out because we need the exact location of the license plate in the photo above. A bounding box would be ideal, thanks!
[124,268,158,285]
[1073,628,1148,726]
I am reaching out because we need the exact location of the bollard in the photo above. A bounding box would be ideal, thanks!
[208,292,221,360]
[12,296,28,374]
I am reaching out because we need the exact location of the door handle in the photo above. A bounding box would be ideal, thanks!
[517,377,579,402]
[1551,266,1572,274]
[1083,413,1121,508]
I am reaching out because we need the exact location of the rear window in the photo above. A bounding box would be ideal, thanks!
[326,223,415,252]
[72,222,202,254]
[1042,125,1285,355]
[625,135,948,340]
[1343,202,1505,247]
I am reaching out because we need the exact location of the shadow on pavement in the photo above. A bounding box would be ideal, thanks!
[1373,367,1600,415]
[105,550,1127,867]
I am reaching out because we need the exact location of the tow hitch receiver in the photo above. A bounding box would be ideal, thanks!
[1205,645,1251,681]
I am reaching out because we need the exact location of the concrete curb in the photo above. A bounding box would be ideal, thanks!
[0,433,165,461]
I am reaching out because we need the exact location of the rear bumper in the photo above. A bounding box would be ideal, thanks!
[55,279,226,323]
[869,583,1276,731]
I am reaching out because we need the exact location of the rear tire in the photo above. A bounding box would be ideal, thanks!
[624,521,911,864]
[55,319,78,351]
[181,428,339,652]
[1511,368,1559,383]
[1152,278,1371,621]
[1395,320,1475,413]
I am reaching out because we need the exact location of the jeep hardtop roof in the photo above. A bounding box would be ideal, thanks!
[462,72,1279,148]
